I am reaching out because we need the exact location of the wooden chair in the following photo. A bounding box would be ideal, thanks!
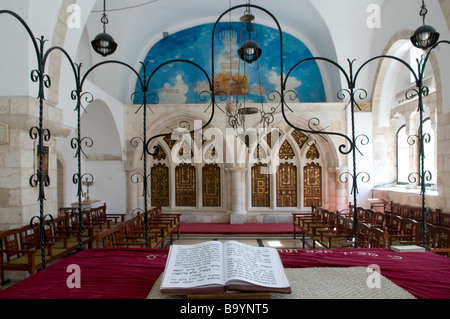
[428,226,450,257]
[367,226,389,248]
[356,223,370,248]
[301,207,327,231]
[385,214,403,237]
[400,218,421,242]
[355,207,367,222]
[398,205,411,218]
[127,215,164,248]
[425,207,441,226]
[97,203,126,225]
[294,206,322,230]
[364,208,377,225]
[300,208,329,248]
[95,219,159,249]
[397,223,450,257]
[292,207,320,239]
[313,211,339,244]
[49,215,80,254]
[0,227,48,277]
[60,212,94,249]
[323,216,355,248]
[440,212,450,228]
[22,222,70,261]
[154,203,181,240]
[389,202,401,216]
[58,207,77,217]
[372,211,386,227]
[409,207,422,221]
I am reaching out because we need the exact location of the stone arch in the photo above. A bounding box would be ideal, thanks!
[370,30,442,187]
[245,111,343,212]
[127,110,228,213]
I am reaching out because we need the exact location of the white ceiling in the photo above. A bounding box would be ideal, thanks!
[4,0,444,105]
[81,0,395,103]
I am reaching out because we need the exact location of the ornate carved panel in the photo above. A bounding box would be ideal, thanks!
[152,144,167,161]
[276,162,297,207]
[251,163,270,207]
[151,163,169,206]
[303,162,322,207]
[163,135,177,149]
[175,163,196,206]
[202,164,221,207]
[291,130,307,149]
[278,140,295,159]
[306,144,320,160]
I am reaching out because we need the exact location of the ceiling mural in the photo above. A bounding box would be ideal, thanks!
[134,22,326,105]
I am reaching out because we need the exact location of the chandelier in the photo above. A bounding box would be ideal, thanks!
[224,2,277,136]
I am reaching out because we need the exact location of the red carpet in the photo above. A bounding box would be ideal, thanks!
[178,223,300,235]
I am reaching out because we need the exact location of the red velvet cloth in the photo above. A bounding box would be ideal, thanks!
[1,248,449,299]
[0,248,168,299]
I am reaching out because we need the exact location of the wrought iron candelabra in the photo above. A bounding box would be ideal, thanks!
[1,1,449,261]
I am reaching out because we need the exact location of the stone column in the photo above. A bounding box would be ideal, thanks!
[0,97,69,231]
[227,167,246,224]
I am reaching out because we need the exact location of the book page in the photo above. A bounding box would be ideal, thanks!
[161,241,225,289]
[224,241,289,288]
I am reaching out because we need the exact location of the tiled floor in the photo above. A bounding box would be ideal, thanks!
[171,234,324,249]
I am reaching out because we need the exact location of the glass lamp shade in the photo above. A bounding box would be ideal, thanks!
[91,32,118,57]
[238,40,262,64]
[411,25,440,49]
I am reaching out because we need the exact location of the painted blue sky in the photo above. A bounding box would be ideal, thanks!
[134,22,325,105]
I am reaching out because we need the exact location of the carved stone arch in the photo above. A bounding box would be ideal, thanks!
[371,30,443,126]
[268,113,340,169]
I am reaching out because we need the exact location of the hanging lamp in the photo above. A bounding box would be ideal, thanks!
[237,5,262,64]
[411,0,440,49]
[91,0,118,57]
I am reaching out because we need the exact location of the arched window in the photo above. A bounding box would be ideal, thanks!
[396,119,436,187]
[397,125,409,184]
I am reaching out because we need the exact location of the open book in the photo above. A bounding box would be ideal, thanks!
[160,241,291,295]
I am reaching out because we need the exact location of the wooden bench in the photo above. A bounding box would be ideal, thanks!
[52,214,94,251]
[147,206,181,247]
[292,206,322,239]
[322,215,355,248]
[155,203,181,240]
[95,216,161,249]
[0,218,79,279]
[296,207,334,248]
